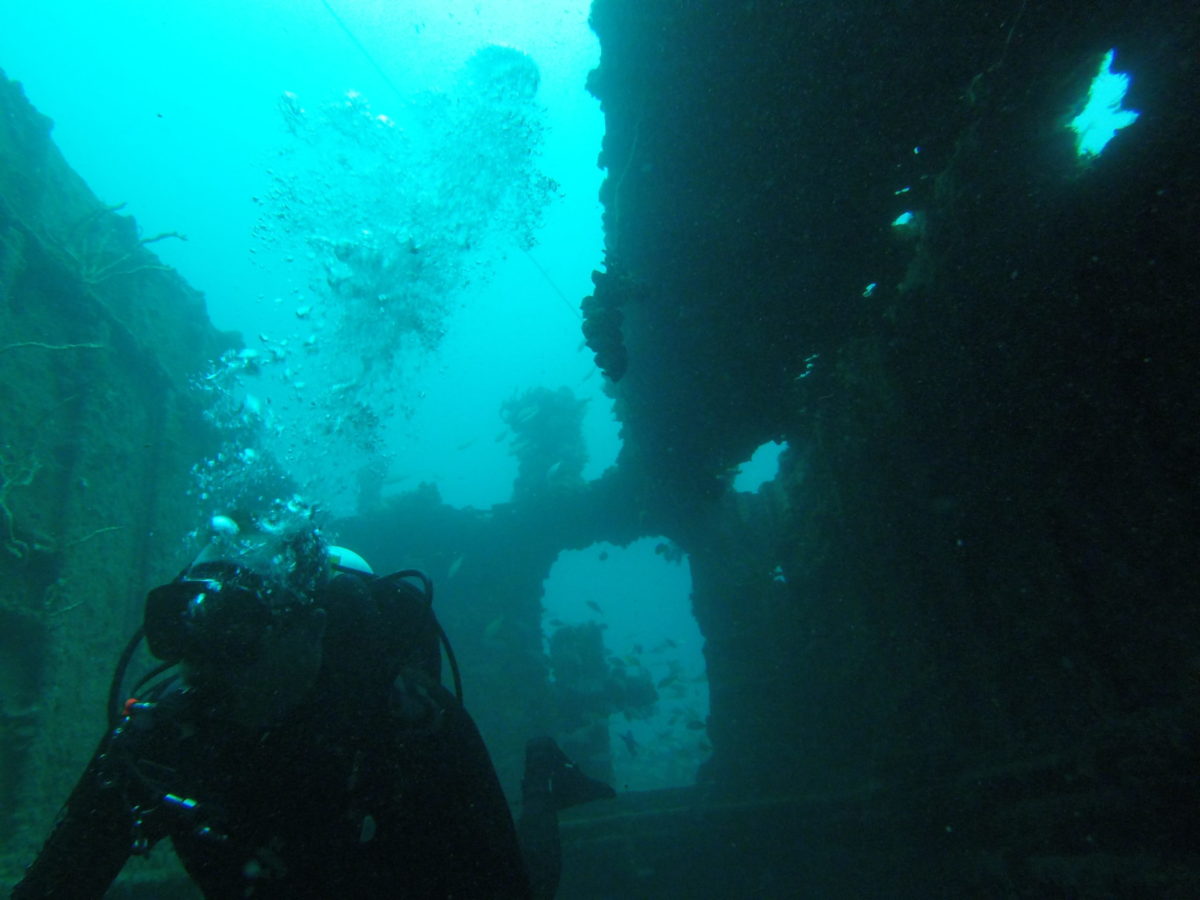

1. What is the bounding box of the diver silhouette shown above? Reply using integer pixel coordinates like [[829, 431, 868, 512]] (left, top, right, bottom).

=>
[[12, 515, 613, 898]]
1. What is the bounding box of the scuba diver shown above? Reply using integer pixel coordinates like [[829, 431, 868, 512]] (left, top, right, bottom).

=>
[[11, 513, 613, 898]]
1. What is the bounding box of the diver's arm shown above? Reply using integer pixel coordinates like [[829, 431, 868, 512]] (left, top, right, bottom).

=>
[[384, 676, 533, 898], [11, 736, 136, 899], [518, 736, 616, 900]]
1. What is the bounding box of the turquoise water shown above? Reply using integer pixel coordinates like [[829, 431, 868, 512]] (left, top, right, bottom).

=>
[[0, 0, 711, 793], [1, 0, 614, 510]]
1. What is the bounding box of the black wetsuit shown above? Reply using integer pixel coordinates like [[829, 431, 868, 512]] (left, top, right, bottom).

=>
[[12, 673, 532, 898]]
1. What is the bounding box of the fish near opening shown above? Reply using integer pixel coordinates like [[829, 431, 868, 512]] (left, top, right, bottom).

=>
[[540, 537, 710, 791]]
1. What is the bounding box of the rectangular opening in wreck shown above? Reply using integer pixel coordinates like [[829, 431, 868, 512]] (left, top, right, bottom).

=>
[[541, 538, 710, 793]]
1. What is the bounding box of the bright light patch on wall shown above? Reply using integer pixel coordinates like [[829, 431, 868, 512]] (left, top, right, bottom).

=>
[[1069, 49, 1140, 159], [734, 440, 788, 492]]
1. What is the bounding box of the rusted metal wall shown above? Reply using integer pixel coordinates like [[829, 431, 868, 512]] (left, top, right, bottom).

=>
[[0, 71, 231, 878]]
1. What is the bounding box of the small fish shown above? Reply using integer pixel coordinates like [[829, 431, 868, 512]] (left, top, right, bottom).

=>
[[657, 674, 679, 689], [619, 730, 639, 757], [548, 618, 564, 627], [586, 600, 603, 615], [448, 555, 465, 579], [686, 720, 707, 731], [484, 615, 505, 642]]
